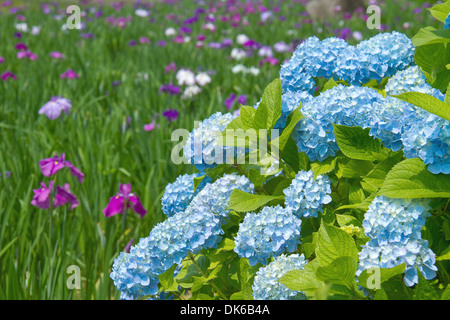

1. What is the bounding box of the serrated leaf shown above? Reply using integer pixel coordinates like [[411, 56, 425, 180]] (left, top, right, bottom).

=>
[[227, 189, 284, 212], [315, 222, 358, 266], [316, 256, 357, 290], [279, 268, 323, 292], [336, 214, 362, 228], [310, 156, 339, 179], [336, 193, 376, 212], [271, 107, 303, 152], [391, 92, 450, 121], [428, 1, 450, 23], [379, 158, 450, 198], [333, 124, 388, 161], [253, 78, 282, 130]]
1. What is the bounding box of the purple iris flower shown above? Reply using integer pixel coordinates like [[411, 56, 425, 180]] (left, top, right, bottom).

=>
[[39, 96, 72, 120], [224, 93, 236, 110], [103, 183, 147, 218], [162, 108, 179, 122], [1, 71, 17, 81], [60, 69, 79, 79], [31, 181, 79, 210], [39, 153, 85, 183], [159, 83, 180, 95]]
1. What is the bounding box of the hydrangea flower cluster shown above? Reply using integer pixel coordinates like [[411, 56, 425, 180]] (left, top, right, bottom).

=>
[[161, 173, 211, 217], [283, 170, 332, 218], [110, 174, 254, 299], [384, 66, 427, 96], [293, 84, 384, 162], [252, 254, 308, 300], [183, 112, 237, 172], [275, 90, 313, 129], [234, 205, 302, 266], [357, 196, 438, 287], [280, 32, 414, 92]]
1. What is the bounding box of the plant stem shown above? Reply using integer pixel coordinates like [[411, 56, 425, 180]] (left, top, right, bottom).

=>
[[188, 253, 228, 300]]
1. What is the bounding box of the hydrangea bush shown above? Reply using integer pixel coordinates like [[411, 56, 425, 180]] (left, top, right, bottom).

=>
[[110, 4, 450, 300]]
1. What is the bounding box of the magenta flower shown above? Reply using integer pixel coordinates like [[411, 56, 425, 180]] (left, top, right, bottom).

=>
[[165, 62, 177, 73], [0, 57, 4, 64], [144, 120, 159, 131], [1, 71, 17, 81], [39, 96, 72, 120], [237, 94, 247, 105], [224, 93, 236, 110], [103, 183, 147, 218], [139, 36, 151, 44], [60, 69, 79, 79], [50, 51, 65, 59], [17, 50, 38, 60], [14, 42, 27, 51], [258, 57, 279, 68], [31, 181, 79, 210], [38, 153, 85, 183]]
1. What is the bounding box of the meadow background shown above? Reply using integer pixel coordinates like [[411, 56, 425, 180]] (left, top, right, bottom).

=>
[[0, 0, 441, 299]]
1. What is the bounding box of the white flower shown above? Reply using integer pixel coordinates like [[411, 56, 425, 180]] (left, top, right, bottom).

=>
[[248, 67, 260, 76], [202, 23, 216, 32], [273, 41, 290, 53], [232, 64, 246, 74], [15, 23, 28, 32], [164, 27, 177, 37], [195, 72, 211, 86], [176, 69, 196, 86], [135, 9, 150, 17], [231, 48, 247, 60], [31, 26, 41, 35], [258, 46, 273, 58], [353, 31, 363, 41], [236, 34, 249, 45], [181, 85, 201, 99]]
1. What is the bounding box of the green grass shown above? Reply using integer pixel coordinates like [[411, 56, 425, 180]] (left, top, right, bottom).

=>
[[0, 0, 439, 299]]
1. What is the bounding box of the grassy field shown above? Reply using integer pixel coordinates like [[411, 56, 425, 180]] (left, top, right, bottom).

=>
[[0, 0, 440, 299]]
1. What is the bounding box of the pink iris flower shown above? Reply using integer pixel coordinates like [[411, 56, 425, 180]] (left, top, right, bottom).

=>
[[50, 51, 65, 59], [17, 50, 38, 60], [31, 181, 79, 210], [60, 69, 79, 79], [38, 96, 72, 120], [103, 184, 147, 218], [38, 153, 85, 183], [1, 71, 17, 81]]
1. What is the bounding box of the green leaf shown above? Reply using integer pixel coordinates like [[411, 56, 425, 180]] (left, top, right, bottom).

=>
[[239, 105, 257, 129], [158, 264, 178, 291], [441, 285, 450, 300], [412, 27, 450, 47], [316, 256, 357, 290], [336, 193, 376, 212], [335, 214, 362, 228], [322, 78, 338, 92], [279, 268, 323, 293], [315, 222, 358, 266], [446, 82, 450, 105], [271, 107, 303, 152], [379, 158, 450, 198], [193, 174, 207, 192], [414, 269, 439, 300], [357, 263, 406, 290], [333, 124, 388, 161], [428, 1, 450, 23], [391, 92, 450, 121], [337, 159, 375, 179], [253, 78, 282, 130], [227, 189, 284, 213], [437, 245, 450, 261], [310, 156, 339, 179], [362, 152, 403, 190]]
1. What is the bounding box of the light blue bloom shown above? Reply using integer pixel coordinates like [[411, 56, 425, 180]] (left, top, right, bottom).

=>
[[111, 174, 254, 299], [275, 91, 313, 129], [283, 170, 332, 218], [358, 196, 437, 287], [293, 84, 384, 162], [234, 205, 302, 266], [384, 66, 428, 96], [161, 173, 212, 217], [183, 112, 236, 172], [252, 254, 308, 300]]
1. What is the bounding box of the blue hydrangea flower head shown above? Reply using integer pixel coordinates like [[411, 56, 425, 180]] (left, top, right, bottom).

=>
[[445, 13, 450, 29], [111, 174, 253, 298], [384, 66, 428, 96], [283, 170, 332, 218], [110, 251, 160, 300], [358, 196, 438, 287], [362, 196, 431, 246], [293, 84, 384, 162], [183, 112, 236, 172], [234, 205, 302, 266], [252, 254, 308, 300], [275, 90, 313, 129], [161, 173, 212, 217], [357, 239, 438, 287]]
